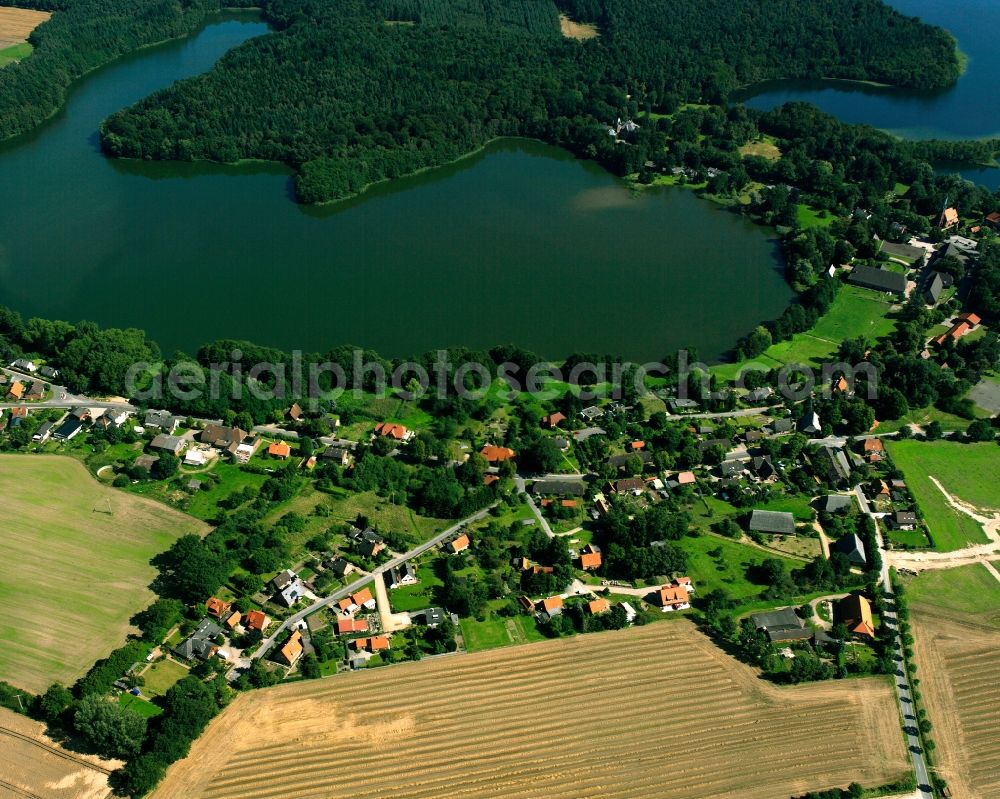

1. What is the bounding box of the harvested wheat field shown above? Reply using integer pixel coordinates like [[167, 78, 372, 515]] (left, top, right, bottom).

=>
[[911, 604, 1000, 798], [0, 7, 50, 49], [153, 622, 908, 799], [0, 707, 117, 799]]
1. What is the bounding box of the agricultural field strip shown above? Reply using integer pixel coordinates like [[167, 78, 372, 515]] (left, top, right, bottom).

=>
[[0, 778, 43, 799], [0, 724, 112, 775], [167, 626, 903, 799]]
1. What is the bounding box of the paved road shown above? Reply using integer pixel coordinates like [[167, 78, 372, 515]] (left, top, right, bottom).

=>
[[515, 475, 554, 539], [854, 485, 934, 799], [251, 504, 496, 660]]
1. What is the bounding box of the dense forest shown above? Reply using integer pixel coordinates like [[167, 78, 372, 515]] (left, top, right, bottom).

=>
[[0, 0, 259, 142], [93, 0, 962, 203]]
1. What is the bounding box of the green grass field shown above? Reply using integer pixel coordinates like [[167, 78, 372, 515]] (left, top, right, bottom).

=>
[[460, 613, 546, 651], [387, 563, 444, 611], [905, 564, 1000, 628], [140, 657, 189, 698], [887, 440, 997, 551], [0, 455, 207, 692], [680, 533, 801, 601], [711, 286, 894, 378], [0, 42, 31, 67], [795, 203, 835, 229], [324, 489, 452, 545]]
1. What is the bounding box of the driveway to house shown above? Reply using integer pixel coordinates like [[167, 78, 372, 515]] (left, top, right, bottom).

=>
[[251, 503, 496, 660], [373, 569, 411, 633], [515, 475, 554, 539], [854, 484, 934, 799]]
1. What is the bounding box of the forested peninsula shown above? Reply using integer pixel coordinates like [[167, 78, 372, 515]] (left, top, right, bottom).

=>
[[87, 0, 961, 203]]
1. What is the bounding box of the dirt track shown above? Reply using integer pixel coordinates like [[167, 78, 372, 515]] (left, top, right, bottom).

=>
[[153, 622, 908, 799]]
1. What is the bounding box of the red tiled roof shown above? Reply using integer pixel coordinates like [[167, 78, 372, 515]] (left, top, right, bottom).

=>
[[245, 610, 268, 631], [375, 422, 409, 440], [480, 445, 516, 463], [579, 552, 602, 570], [268, 441, 291, 458]]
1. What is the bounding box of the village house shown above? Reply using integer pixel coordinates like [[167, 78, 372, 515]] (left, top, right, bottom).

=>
[[244, 610, 269, 633], [336, 618, 369, 635], [480, 444, 515, 464], [6, 380, 24, 400], [608, 477, 645, 497], [144, 409, 181, 433], [541, 411, 566, 429], [537, 595, 564, 621], [385, 563, 417, 589], [151, 434, 186, 456], [832, 533, 867, 567], [863, 438, 884, 463], [938, 206, 959, 230], [205, 597, 231, 618], [351, 587, 377, 611], [271, 570, 306, 607], [132, 454, 157, 474], [749, 509, 796, 536], [52, 417, 83, 441], [750, 608, 811, 643], [32, 420, 54, 443], [986, 211, 1000, 231], [9, 359, 36, 373], [267, 441, 291, 459], [448, 533, 471, 554], [819, 446, 852, 487], [410, 607, 447, 627], [820, 494, 854, 514], [586, 598, 610, 615], [200, 424, 246, 451], [923, 271, 944, 305], [175, 618, 224, 661], [797, 410, 821, 435], [287, 403, 303, 421], [847, 265, 908, 296], [577, 544, 602, 571], [933, 312, 982, 347], [374, 422, 412, 441], [838, 594, 875, 638], [648, 584, 690, 612], [580, 405, 604, 422], [24, 381, 45, 401], [353, 528, 386, 558], [893, 511, 918, 531], [325, 557, 356, 577], [321, 446, 350, 467], [277, 631, 304, 667], [770, 418, 794, 435]]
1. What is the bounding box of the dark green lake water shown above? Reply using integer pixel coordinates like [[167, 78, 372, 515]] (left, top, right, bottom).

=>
[[0, 15, 795, 363], [736, 0, 1000, 188]]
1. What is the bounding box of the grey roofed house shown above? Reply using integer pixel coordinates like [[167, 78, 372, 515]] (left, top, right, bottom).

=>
[[32, 420, 55, 442], [937, 241, 974, 264], [719, 459, 746, 478], [750, 607, 812, 643], [833, 533, 867, 567], [745, 430, 765, 444], [38, 365, 58, 379], [746, 387, 774, 403], [271, 569, 297, 592], [771, 418, 794, 434], [797, 411, 821, 435], [821, 494, 854, 514], [749, 509, 796, 536], [580, 405, 604, 421], [410, 607, 446, 627], [608, 451, 653, 469], [151, 434, 185, 456], [174, 618, 224, 661], [924, 272, 944, 305], [53, 417, 83, 441], [847, 265, 908, 296], [531, 479, 587, 497], [385, 562, 416, 589], [752, 456, 777, 480], [277, 579, 306, 607], [668, 397, 699, 413], [894, 511, 918, 528], [200, 424, 246, 449], [321, 446, 350, 465], [144, 409, 181, 433], [820, 446, 852, 485], [326, 557, 355, 577]]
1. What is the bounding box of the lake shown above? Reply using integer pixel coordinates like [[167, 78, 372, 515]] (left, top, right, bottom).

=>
[[735, 0, 1000, 188], [0, 14, 792, 363]]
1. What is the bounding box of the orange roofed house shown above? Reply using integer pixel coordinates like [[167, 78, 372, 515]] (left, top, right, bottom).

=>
[[586, 598, 610, 615], [863, 438, 884, 463], [838, 594, 875, 638], [336, 618, 369, 635], [267, 441, 291, 459], [448, 533, 470, 554], [541, 411, 566, 429], [205, 597, 231, 619], [278, 631, 304, 667], [649, 584, 690, 612], [938, 206, 959, 229], [577, 543, 602, 571], [353, 635, 391, 653], [537, 595, 563, 619], [6, 381, 24, 400], [351, 587, 377, 610], [374, 422, 411, 441], [244, 610, 269, 633], [480, 445, 516, 464]]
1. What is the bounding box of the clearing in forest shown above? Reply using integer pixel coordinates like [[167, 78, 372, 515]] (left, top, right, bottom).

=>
[[559, 13, 599, 40]]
